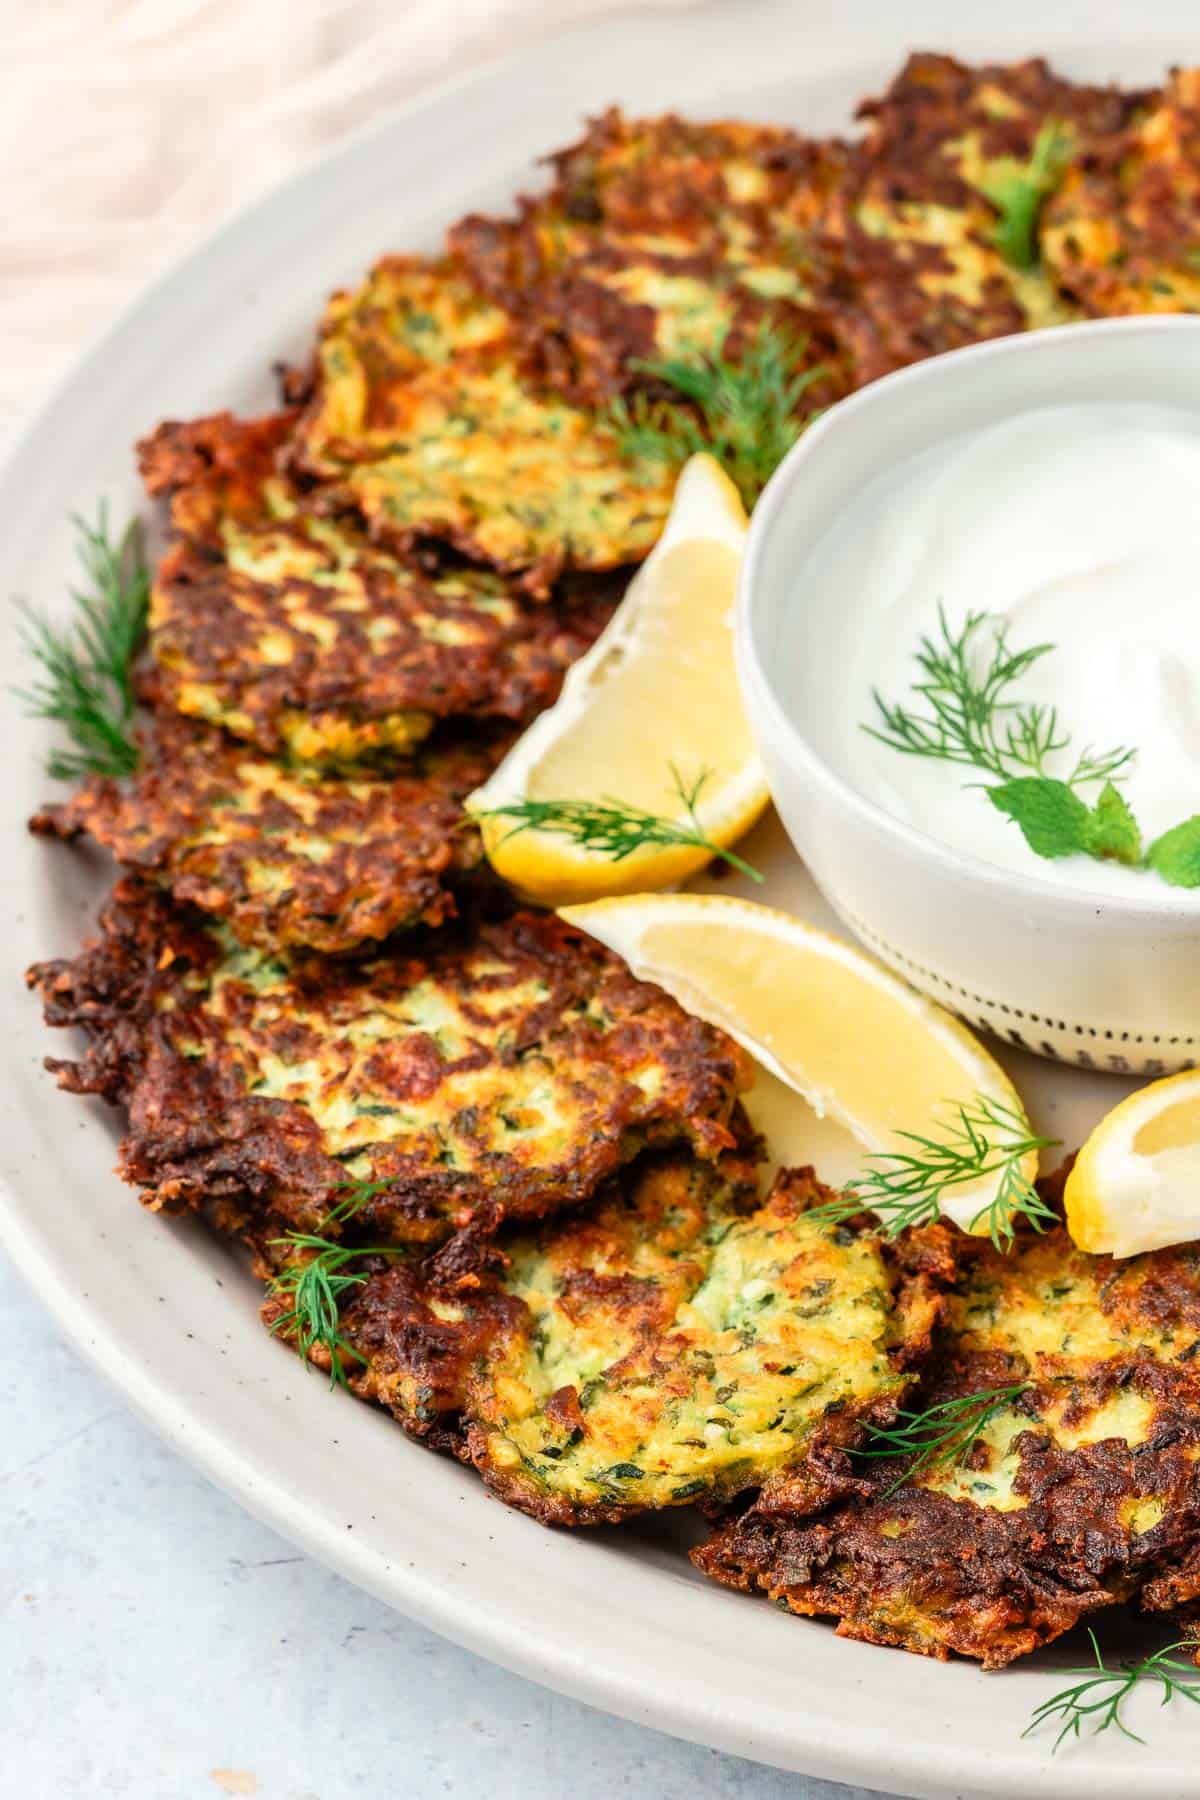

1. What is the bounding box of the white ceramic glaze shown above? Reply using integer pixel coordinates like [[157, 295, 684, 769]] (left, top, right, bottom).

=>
[[3, 9, 1200, 1798], [738, 318, 1200, 1073]]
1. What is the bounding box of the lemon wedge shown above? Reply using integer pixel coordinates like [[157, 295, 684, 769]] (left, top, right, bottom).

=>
[[1065, 1070, 1200, 1257], [559, 892, 1038, 1235], [466, 454, 769, 905]]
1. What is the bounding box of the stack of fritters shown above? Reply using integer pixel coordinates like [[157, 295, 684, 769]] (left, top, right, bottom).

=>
[[39, 403, 621, 951], [696, 1201, 1200, 1665], [137, 410, 618, 761], [27, 52, 1200, 1667], [30, 876, 952, 1526]]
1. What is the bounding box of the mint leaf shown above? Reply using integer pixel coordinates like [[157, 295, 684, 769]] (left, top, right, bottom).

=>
[[988, 777, 1091, 858], [1146, 816, 1200, 888], [1084, 781, 1143, 866]]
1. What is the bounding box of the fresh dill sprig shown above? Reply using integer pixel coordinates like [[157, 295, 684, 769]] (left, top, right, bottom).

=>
[[865, 608, 1200, 885], [608, 321, 824, 505], [865, 606, 1133, 789], [327, 1177, 395, 1228], [265, 1173, 405, 1386], [971, 1147, 1061, 1251], [851, 1383, 1029, 1496], [805, 1094, 1058, 1251], [478, 765, 765, 883], [266, 1230, 402, 1389], [977, 119, 1073, 269], [1023, 1631, 1200, 1753], [16, 506, 150, 780]]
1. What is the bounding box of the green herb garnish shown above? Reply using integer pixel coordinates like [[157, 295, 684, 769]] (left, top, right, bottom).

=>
[[806, 1094, 1057, 1251], [1145, 815, 1200, 888], [866, 606, 1134, 789], [327, 1177, 396, 1227], [1024, 1631, 1200, 1752], [851, 1382, 1029, 1495], [17, 507, 150, 780], [976, 120, 1073, 269], [866, 608, 1200, 887], [265, 1230, 403, 1388], [986, 775, 1152, 866], [608, 321, 824, 505], [477, 765, 764, 882], [264, 1174, 407, 1387]]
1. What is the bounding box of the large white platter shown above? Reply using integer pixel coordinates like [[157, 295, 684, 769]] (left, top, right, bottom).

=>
[[2, 6, 1197, 1794]]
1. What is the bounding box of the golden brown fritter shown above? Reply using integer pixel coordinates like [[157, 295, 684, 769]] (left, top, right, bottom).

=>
[[288, 255, 677, 588], [137, 408, 299, 545], [813, 55, 1143, 385], [27, 878, 753, 1246], [854, 52, 1143, 187], [29, 713, 513, 955], [1042, 68, 1200, 316], [449, 110, 850, 410], [694, 1204, 1200, 1667], [269, 69, 1168, 590], [448, 70, 1135, 414], [330, 1159, 945, 1526], [138, 411, 617, 760]]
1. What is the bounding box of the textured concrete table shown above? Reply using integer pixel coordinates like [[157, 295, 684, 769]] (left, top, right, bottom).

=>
[[2, 1252, 897, 1800]]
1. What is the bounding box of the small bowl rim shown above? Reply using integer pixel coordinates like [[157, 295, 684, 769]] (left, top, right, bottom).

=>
[[737, 313, 1200, 927]]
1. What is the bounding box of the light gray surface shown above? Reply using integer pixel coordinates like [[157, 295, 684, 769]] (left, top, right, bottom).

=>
[[1, 1250, 896, 1800]]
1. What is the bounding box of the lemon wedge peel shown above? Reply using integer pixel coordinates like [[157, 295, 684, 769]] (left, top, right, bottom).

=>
[[466, 454, 769, 905], [559, 891, 1039, 1237], [1065, 1068, 1200, 1258]]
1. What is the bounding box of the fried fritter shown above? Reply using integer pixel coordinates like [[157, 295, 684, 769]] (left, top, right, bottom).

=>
[[138, 411, 616, 760], [451, 78, 1084, 410], [694, 1205, 1200, 1667], [1042, 68, 1200, 316], [283, 70, 1160, 587], [288, 255, 676, 587], [448, 72, 1134, 414], [334, 1160, 944, 1525], [816, 55, 1141, 384], [855, 52, 1142, 194], [27, 879, 752, 1245], [29, 713, 512, 954], [449, 111, 850, 410]]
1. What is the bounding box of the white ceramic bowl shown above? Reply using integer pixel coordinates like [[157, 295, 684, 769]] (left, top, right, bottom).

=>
[[737, 316, 1200, 1076]]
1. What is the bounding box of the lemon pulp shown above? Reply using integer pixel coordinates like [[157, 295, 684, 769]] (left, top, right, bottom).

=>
[[562, 892, 1039, 1236], [467, 454, 768, 904]]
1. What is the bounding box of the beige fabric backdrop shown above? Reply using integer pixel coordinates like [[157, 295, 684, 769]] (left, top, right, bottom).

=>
[[0, 0, 696, 452]]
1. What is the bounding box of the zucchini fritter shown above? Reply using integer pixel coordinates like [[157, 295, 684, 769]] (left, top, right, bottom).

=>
[[29, 713, 511, 954], [1042, 68, 1200, 316], [289, 255, 676, 587], [203, 69, 1168, 596], [28, 879, 752, 1245], [695, 1209, 1200, 1667], [338, 1160, 945, 1525], [819, 55, 1141, 384], [138, 412, 615, 761], [854, 52, 1142, 205], [449, 111, 849, 409], [448, 70, 1135, 414]]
